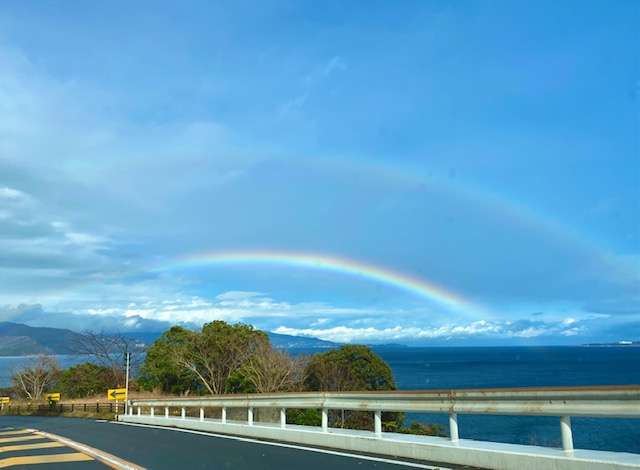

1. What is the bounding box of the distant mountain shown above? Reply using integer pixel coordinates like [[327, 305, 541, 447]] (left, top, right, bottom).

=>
[[0, 321, 342, 356], [124, 330, 401, 350], [267, 332, 340, 349], [0, 322, 388, 355], [0, 322, 80, 356], [123, 329, 341, 350]]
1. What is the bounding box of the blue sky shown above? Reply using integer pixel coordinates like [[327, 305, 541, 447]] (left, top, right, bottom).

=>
[[0, 0, 638, 345]]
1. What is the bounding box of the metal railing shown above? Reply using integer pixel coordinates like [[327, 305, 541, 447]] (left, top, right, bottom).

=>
[[0, 402, 121, 413], [127, 385, 640, 453]]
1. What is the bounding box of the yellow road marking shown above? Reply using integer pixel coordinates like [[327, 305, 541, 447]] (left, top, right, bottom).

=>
[[0, 430, 30, 436], [31, 430, 146, 470], [0, 452, 94, 467], [0, 442, 64, 453], [0, 435, 42, 444]]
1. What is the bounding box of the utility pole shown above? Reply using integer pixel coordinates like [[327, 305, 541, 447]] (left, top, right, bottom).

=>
[[124, 351, 130, 415]]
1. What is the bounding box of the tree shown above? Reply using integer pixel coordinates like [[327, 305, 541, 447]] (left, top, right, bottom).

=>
[[231, 342, 307, 393], [172, 321, 269, 394], [304, 345, 396, 392], [58, 362, 116, 398], [71, 330, 145, 387], [303, 345, 400, 430], [10, 354, 59, 400], [138, 326, 200, 395]]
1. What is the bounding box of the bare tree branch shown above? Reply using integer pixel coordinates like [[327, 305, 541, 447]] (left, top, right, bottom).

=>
[[241, 343, 307, 393], [10, 354, 59, 400], [70, 330, 145, 387]]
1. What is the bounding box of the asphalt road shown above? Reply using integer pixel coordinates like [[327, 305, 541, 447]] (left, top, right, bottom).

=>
[[0, 416, 480, 470]]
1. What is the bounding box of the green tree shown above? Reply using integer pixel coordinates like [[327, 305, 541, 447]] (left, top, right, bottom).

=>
[[397, 421, 446, 437], [304, 345, 396, 392], [58, 362, 116, 398], [173, 321, 269, 394], [138, 326, 200, 395], [303, 345, 400, 430]]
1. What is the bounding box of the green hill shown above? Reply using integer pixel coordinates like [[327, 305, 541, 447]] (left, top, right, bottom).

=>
[[0, 322, 79, 356]]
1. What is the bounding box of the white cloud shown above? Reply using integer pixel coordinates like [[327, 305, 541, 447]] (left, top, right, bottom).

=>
[[0, 187, 27, 200], [278, 93, 309, 118], [50, 221, 109, 248], [301, 56, 346, 86], [512, 327, 546, 338], [274, 317, 593, 343], [23, 286, 376, 332], [280, 56, 346, 118]]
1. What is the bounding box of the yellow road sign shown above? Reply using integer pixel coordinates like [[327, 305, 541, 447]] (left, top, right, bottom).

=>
[[107, 388, 126, 400], [0, 397, 9, 404], [45, 393, 60, 401]]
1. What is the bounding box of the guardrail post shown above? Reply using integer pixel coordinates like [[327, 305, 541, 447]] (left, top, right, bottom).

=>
[[181, 407, 186, 419], [200, 407, 204, 421], [137, 406, 141, 416], [322, 408, 328, 433], [165, 406, 169, 418], [560, 416, 574, 453], [374, 410, 382, 437], [280, 408, 286, 428], [150, 407, 154, 417], [248, 407, 253, 426], [128, 406, 132, 416], [222, 407, 227, 424], [449, 413, 459, 443]]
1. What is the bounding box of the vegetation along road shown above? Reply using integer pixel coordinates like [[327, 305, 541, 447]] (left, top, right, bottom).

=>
[[0, 416, 483, 470]]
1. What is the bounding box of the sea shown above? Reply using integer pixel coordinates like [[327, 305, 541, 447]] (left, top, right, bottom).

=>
[[1, 346, 638, 453], [373, 346, 640, 454]]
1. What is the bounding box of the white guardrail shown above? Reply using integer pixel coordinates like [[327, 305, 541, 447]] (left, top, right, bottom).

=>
[[122, 386, 640, 470]]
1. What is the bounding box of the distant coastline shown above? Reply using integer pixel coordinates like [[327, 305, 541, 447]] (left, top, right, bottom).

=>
[[581, 341, 640, 347]]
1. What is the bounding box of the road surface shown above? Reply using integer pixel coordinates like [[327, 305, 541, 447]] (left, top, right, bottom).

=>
[[0, 416, 480, 469]]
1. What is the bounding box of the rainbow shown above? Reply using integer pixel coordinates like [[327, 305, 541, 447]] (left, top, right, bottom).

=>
[[279, 156, 638, 281], [165, 250, 487, 319]]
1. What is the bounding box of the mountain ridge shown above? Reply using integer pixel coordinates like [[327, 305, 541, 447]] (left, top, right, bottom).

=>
[[0, 322, 343, 356], [0, 322, 79, 356]]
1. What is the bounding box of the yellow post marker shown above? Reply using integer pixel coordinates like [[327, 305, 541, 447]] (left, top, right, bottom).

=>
[[108, 389, 126, 415]]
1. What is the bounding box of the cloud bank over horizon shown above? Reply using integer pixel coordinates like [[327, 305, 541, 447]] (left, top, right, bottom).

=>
[[0, 1, 637, 346]]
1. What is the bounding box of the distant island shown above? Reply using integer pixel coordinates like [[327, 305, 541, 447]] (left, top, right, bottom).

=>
[[581, 341, 640, 347]]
